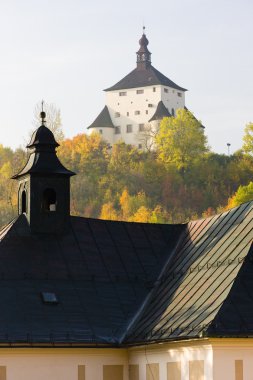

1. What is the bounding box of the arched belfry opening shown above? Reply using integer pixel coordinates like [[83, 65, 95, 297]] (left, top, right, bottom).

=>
[[12, 106, 75, 234], [21, 190, 27, 213], [43, 188, 57, 212]]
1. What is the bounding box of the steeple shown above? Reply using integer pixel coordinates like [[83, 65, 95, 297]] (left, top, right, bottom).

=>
[[136, 26, 151, 70], [12, 107, 75, 234]]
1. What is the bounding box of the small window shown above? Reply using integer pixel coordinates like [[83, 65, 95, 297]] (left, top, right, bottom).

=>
[[119, 91, 127, 96], [136, 89, 144, 94], [139, 124, 145, 132], [99, 129, 103, 134], [21, 190, 27, 213], [138, 144, 142, 149], [146, 110, 148, 114], [41, 292, 58, 305], [126, 125, 132, 133], [177, 92, 182, 97], [164, 88, 168, 93], [148, 104, 153, 108], [171, 108, 175, 116], [43, 188, 57, 212], [115, 126, 121, 134], [135, 110, 140, 115], [115, 112, 120, 118], [127, 112, 129, 116], [153, 87, 156, 92]]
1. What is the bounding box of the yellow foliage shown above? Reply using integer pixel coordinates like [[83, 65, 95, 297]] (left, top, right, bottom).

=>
[[100, 202, 118, 221]]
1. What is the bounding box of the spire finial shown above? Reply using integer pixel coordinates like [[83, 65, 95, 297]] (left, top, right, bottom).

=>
[[143, 25, 146, 34], [40, 100, 46, 125]]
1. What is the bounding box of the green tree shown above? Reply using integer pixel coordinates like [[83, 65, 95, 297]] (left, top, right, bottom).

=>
[[155, 109, 208, 170], [242, 122, 253, 155]]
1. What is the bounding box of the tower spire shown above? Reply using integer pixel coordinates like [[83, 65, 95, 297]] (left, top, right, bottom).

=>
[[136, 27, 151, 70]]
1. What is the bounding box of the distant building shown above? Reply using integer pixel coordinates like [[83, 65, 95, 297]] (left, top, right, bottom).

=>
[[87, 29, 191, 149], [0, 111, 252, 379]]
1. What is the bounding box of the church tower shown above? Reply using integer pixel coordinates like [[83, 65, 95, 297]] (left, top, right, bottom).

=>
[[136, 27, 152, 70], [12, 109, 75, 234]]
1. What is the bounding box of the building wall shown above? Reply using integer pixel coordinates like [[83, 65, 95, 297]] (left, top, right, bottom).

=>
[[0, 348, 128, 380], [1, 339, 253, 379], [128, 340, 213, 380], [103, 85, 185, 148], [212, 338, 253, 380]]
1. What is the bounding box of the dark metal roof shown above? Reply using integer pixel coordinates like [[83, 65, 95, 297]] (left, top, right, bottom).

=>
[[87, 106, 114, 130], [149, 101, 171, 122], [104, 65, 187, 92], [0, 201, 252, 346], [124, 201, 253, 344], [0, 214, 183, 346]]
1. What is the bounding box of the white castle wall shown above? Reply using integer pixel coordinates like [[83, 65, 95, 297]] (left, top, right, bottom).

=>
[[88, 84, 186, 149]]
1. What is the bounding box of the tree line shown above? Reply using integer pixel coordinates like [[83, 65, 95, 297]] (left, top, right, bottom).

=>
[[0, 108, 252, 228]]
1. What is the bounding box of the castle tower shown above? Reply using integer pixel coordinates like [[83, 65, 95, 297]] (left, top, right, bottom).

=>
[[12, 109, 75, 234], [87, 29, 187, 149]]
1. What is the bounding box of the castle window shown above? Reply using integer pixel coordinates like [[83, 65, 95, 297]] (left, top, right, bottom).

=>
[[135, 110, 140, 115], [21, 190, 27, 213], [136, 89, 144, 94], [127, 112, 129, 116], [139, 124, 145, 132], [148, 104, 153, 108], [115, 112, 120, 118], [43, 188, 57, 212], [153, 87, 156, 92], [178, 92, 182, 97], [164, 88, 168, 93], [146, 110, 148, 114], [119, 91, 127, 96], [126, 125, 132, 133], [115, 126, 121, 134]]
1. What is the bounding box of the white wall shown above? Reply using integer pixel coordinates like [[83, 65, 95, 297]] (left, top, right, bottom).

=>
[[0, 348, 128, 380], [103, 85, 185, 148], [212, 338, 253, 380], [128, 340, 213, 380]]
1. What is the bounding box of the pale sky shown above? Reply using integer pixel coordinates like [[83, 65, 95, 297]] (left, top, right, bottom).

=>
[[0, 0, 252, 153]]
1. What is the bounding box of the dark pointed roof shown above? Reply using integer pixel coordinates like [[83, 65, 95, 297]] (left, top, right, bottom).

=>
[[12, 125, 75, 179], [0, 201, 252, 346], [0, 214, 183, 346], [105, 31, 186, 92], [104, 65, 187, 92], [149, 101, 171, 122], [184, 106, 205, 129], [87, 106, 114, 129]]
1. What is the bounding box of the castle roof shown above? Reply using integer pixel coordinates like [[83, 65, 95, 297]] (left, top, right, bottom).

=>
[[105, 30, 187, 92], [0, 201, 252, 347], [104, 65, 187, 92], [87, 105, 114, 130], [149, 100, 171, 122]]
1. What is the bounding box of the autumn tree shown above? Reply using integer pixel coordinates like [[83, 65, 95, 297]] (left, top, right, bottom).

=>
[[242, 122, 253, 155], [155, 109, 208, 171], [33, 102, 65, 142], [227, 182, 253, 209]]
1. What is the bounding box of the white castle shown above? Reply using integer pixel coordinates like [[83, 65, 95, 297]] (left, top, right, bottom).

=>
[[87, 29, 190, 149]]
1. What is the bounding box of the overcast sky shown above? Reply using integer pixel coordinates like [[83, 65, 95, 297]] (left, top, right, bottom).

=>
[[0, 0, 252, 153]]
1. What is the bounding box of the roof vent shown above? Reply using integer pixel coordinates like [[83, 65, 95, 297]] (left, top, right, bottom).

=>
[[41, 292, 58, 305]]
